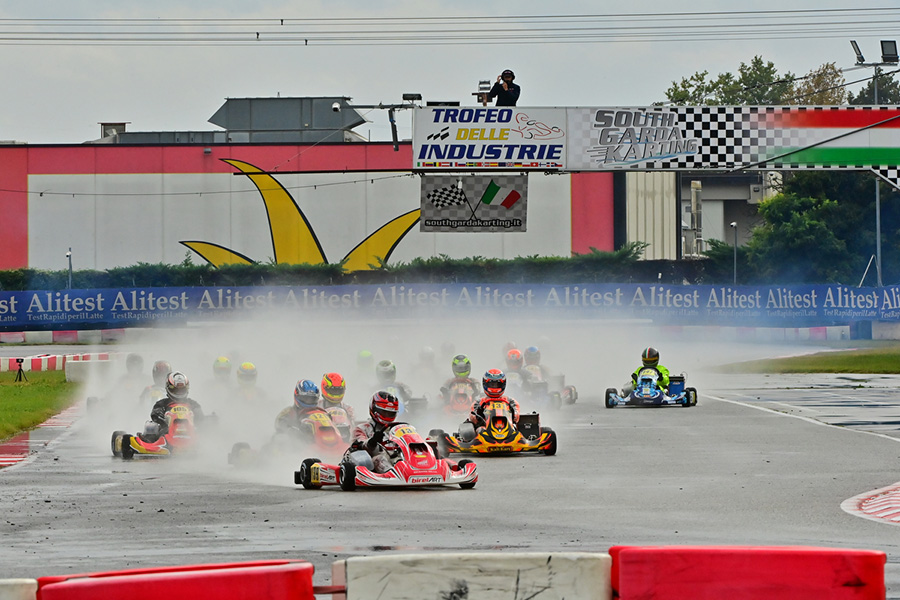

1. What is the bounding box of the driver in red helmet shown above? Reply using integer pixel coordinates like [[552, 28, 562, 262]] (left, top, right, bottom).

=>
[[348, 390, 400, 473], [468, 369, 520, 430]]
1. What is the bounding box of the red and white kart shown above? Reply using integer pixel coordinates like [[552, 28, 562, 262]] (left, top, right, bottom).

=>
[[294, 422, 477, 491]]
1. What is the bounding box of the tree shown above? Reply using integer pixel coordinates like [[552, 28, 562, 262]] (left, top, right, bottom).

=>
[[787, 62, 847, 105], [848, 68, 900, 104], [745, 192, 860, 283], [665, 56, 794, 105]]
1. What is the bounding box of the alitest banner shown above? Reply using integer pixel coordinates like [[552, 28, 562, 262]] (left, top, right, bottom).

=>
[[412, 106, 900, 186], [1, 284, 899, 330]]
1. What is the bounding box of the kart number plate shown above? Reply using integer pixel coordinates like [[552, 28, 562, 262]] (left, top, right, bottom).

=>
[[393, 426, 414, 437], [310, 464, 321, 485]]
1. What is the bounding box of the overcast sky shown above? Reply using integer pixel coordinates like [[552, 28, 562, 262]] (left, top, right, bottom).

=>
[[0, 1, 893, 144]]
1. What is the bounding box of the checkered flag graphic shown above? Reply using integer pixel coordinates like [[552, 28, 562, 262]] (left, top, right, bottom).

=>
[[426, 185, 468, 209]]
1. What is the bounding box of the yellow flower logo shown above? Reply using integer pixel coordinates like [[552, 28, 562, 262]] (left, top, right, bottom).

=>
[[180, 159, 420, 271]]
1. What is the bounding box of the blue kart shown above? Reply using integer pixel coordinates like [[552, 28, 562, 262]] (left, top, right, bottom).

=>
[[605, 368, 697, 408]]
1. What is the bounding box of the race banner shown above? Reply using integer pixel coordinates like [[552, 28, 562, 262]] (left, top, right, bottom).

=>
[[413, 106, 900, 189], [0, 282, 898, 330], [420, 174, 528, 232], [412, 107, 566, 171]]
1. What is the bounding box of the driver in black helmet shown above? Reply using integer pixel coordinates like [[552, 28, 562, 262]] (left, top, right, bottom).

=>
[[482, 69, 520, 107]]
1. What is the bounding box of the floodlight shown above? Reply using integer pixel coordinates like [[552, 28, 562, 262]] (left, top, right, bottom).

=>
[[402, 93, 422, 102], [881, 40, 898, 64], [851, 40, 865, 63]]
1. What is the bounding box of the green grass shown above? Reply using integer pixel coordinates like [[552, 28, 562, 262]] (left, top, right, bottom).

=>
[[717, 343, 900, 374], [0, 370, 80, 441]]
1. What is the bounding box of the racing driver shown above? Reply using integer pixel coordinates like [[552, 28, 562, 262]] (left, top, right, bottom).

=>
[[348, 391, 400, 474], [143, 371, 205, 442], [468, 369, 520, 431]]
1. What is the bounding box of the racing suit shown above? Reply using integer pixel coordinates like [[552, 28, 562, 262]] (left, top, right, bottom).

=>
[[349, 419, 398, 474], [439, 376, 482, 403], [274, 404, 322, 437], [630, 364, 671, 392], [468, 395, 520, 429]]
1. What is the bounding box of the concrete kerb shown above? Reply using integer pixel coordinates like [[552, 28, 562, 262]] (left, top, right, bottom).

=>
[[0, 580, 37, 600]]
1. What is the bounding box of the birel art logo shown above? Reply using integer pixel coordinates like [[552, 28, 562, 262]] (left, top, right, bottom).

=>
[[590, 109, 698, 165], [409, 475, 444, 483]]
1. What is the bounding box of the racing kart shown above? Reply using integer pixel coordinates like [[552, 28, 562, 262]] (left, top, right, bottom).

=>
[[383, 384, 429, 418], [605, 369, 698, 408], [294, 422, 477, 491], [111, 403, 198, 459], [516, 366, 562, 411], [228, 406, 351, 467], [438, 380, 481, 416], [429, 400, 558, 456]]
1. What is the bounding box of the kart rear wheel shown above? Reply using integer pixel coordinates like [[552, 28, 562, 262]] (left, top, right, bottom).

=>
[[604, 388, 617, 409], [457, 459, 476, 489], [685, 387, 698, 407], [111, 430, 126, 457], [339, 462, 357, 491], [540, 427, 558, 456], [296, 457, 322, 489], [121, 434, 134, 460]]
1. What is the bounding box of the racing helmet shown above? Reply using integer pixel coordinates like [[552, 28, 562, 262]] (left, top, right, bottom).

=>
[[213, 356, 232, 379], [237, 362, 258, 386], [505, 348, 523, 371], [375, 360, 397, 385], [641, 347, 660, 367], [125, 353, 143, 376], [483, 369, 507, 398], [451, 354, 472, 378], [293, 379, 320, 409], [165, 371, 190, 400], [321, 372, 346, 405], [523, 346, 541, 366], [152, 360, 172, 386], [419, 346, 435, 366], [369, 390, 399, 427], [357, 350, 374, 371]]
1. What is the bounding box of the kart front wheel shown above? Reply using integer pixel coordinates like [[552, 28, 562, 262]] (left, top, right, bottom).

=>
[[604, 388, 618, 409], [457, 459, 476, 489], [111, 430, 126, 457], [339, 462, 357, 491], [540, 427, 558, 456], [296, 457, 322, 489], [121, 434, 134, 460]]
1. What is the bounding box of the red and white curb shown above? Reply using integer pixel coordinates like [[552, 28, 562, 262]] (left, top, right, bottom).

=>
[[0, 404, 81, 468], [0, 352, 116, 373], [842, 482, 900, 526]]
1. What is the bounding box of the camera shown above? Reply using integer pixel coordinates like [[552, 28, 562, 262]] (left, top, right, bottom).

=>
[[331, 102, 341, 113], [15, 358, 23, 364]]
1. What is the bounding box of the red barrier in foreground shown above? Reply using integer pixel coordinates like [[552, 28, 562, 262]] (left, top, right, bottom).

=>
[[37, 560, 315, 600], [610, 545, 886, 600]]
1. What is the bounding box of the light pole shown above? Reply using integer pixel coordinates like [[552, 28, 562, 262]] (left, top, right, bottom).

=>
[[730, 222, 737, 285], [850, 40, 898, 286], [66, 248, 72, 289]]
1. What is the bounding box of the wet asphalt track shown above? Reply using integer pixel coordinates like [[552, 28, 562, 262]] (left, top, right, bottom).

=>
[[2, 372, 900, 596]]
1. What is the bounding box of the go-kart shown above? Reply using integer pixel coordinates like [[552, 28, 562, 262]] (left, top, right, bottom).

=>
[[429, 400, 558, 456], [294, 422, 477, 491], [438, 379, 481, 416], [111, 403, 198, 459], [383, 384, 429, 417], [228, 406, 351, 467], [605, 368, 697, 408], [518, 365, 562, 411]]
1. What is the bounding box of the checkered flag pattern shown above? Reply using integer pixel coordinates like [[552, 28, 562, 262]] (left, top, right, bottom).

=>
[[426, 185, 468, 209], [421, 174, 528, 232]]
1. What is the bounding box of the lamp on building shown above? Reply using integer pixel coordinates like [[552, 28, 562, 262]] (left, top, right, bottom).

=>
[[849, 39, 897, 286], [66, 248, 73, 289], [729, 222, 737, 286]]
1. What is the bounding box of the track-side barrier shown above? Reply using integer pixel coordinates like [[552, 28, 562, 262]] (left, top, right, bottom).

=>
[[610, 545, 886, 600], [0, 579, 37, 600], [36, 560, 316, 600], [332, 552, 611, 600]]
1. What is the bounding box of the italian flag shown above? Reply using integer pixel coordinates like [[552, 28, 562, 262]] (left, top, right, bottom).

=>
[[480, 180, 521, 209]]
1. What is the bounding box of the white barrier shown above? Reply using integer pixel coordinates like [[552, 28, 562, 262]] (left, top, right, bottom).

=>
[[0, 579, 37, 600], [65, 359, 114, 383], [332, 552, 611, 600]]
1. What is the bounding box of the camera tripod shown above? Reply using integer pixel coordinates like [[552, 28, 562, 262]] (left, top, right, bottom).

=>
[[14, 360, 27, 382]]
